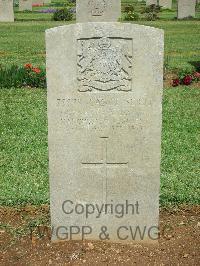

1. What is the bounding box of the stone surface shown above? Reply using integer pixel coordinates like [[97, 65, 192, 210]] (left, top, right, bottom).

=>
[[76, 0, 121, 22], [32, 0, 43, 5], [146, 0, 158, 6], [177, 0, 196, 19], [0, 0, 14, 22], [46, 22, 164, 243], [159, 0, 172, 9], [19, 0, 32, 11]]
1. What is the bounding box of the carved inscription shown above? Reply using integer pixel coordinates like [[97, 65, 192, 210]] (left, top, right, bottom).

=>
[[88, 0, 106, 16], [77, 37, 133, 92], [55, 97, 153, 131]]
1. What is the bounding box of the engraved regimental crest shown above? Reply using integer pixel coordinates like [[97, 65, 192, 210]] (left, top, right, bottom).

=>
[[77, 37, 133, 92], [88, 0, 106, 16]]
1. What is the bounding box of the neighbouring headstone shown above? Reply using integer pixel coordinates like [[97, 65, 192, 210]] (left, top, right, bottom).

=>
[[159, 0, 172, 9], [32, 0, 43, 5], [177, 0, 196, 19], [46, 22, 164, 243], [146, 0, 158, 6], [76, 0, 121, 22], [0, 0, 14, 22], [19, 0, 32, 11]]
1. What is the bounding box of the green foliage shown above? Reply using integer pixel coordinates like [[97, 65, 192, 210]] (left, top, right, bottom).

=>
[[145, 12, 159, 21], [143, 4, 161, 14], [13, 0, 19, 7], [0, 65, 46, 89], [178, 68, 194, 81], [52, 8, 73, 21], [122, 3, 140, 21], [143, 4, 161, 21], [124, 11, 140, 21], [124, 4, 135, 13]]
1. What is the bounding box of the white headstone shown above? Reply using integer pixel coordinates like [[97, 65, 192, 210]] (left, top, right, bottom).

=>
[[159, 0, 172, 9], [19, 0, 32, 11], [32, 0, 43, 5], [178, 0, 196, 19], [0, 0, 14, 22], [146, 0, 158, 6], [76, 0, 121, 22], [46, 22, 164, 243]]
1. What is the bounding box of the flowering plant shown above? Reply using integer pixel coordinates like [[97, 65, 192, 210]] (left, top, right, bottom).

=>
[[182, 75, 193, 85], [32, 4, 43, 7], [193, 72, 200, 81], [172, 69, 200, 87], [52, 8, 73, 21], [23, 64, 46, 88], [0, 64, 46, 89], [124, 11, 140, 21], [172, 78, 180, 87]]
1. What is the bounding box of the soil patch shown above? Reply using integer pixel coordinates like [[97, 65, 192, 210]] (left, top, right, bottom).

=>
[[0, 205, 199, 265]]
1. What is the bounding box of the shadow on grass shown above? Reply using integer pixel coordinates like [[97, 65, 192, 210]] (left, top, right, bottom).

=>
[[188, 61, 200, 71]]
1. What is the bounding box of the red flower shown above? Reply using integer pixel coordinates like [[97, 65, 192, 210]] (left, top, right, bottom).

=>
[[194, 72, 200, 79], [182, 75, 192, 85], [32, 67, 41, 74], [32, 4, 43, 7], [24, 63, 32, 69], [172, 78, 180, 87]]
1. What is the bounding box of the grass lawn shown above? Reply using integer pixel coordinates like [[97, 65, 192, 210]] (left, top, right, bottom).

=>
[[0, 89, 48, 205], [0, 88, 199, 206], [0, 1, 199, 206], [0, 3, 200, 70]]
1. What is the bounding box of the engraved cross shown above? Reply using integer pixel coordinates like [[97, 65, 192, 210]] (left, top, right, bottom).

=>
[[81, 137, 128, 202]]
